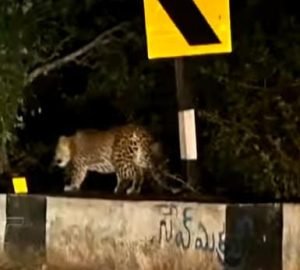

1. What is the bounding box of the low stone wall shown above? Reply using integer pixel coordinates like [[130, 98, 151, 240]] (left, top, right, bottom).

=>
[[46, 198, 225, 269], [0, 194, 298, 269]]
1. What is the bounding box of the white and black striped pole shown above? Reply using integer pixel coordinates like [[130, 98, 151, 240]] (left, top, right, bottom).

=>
[[174, 58, 200, 189]]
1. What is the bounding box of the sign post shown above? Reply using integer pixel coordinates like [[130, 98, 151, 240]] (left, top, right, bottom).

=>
[[143, 0, 232, 189], [175, 58, 199, 187]]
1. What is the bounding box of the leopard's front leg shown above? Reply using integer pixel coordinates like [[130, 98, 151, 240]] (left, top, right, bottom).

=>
[[64, 162, 88, 192]]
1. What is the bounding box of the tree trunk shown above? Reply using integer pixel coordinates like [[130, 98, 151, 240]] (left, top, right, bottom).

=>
[[0, 117, 10, 174], [0, 137, 10, 174]]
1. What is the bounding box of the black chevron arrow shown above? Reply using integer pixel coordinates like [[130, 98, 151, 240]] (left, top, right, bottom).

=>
[[158, 0, 221, 45]]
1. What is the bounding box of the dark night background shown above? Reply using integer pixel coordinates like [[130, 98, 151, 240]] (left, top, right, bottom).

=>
[[1, 0, 300, 201]]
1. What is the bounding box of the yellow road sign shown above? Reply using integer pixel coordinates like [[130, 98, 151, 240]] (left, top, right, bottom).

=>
[[143, 0, 232, 59], [12, 177, 28, 194]]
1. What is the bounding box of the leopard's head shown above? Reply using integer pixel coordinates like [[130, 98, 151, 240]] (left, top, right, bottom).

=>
[[53, 135, 71, 168]]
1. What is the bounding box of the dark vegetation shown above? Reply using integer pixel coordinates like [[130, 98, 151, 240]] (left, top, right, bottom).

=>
[[1, 0, 300, 201]]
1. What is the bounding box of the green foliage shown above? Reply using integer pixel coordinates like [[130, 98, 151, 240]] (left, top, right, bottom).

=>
[[194, 6, 300, 199], [0, 0, 32, 170], [2, 0, 300, 200], [0, 0, 118, 171], [0, 0, 79, 171]]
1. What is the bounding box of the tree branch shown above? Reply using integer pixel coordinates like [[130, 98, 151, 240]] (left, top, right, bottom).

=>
[[26, 22, 129, 85], [198, 68, 268, 90]]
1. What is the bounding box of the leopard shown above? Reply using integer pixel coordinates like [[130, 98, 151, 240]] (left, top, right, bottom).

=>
[[53, 123, 178, 194]]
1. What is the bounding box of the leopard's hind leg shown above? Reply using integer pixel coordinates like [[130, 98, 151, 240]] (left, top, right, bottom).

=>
[[115, 163, 143, 195]]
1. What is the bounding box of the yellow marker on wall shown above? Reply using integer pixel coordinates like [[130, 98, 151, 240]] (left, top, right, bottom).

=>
[[12, 177, 28, 194]]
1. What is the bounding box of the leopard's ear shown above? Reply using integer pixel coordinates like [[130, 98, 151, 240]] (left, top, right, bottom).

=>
[[58, 135, 70, 146]]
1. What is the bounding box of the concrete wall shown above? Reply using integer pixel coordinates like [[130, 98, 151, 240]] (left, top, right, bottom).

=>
[[46, 198, 225, 268], [0, 194, 297, 269], [282, 204, 300, 270], [0, 196, 6, 254]]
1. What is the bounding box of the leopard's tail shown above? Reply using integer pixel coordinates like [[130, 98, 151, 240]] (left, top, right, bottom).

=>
[[150, 164, 182, 194], [149, 142, 182, 194], [149, 142, 201, 195]]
